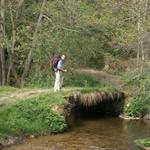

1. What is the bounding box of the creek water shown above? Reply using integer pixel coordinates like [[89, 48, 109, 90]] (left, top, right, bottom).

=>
[[4, 116, 150, 150]]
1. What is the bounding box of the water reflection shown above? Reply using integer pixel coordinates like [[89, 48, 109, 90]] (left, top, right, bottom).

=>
[[4, 117, 150, 150]]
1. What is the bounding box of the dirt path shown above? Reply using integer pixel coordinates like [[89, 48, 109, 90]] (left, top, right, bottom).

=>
[[0, 69, 123, 107], [76, 68, 124, 88], [0, 89, 51, 107], [0, 87, 81, 107]]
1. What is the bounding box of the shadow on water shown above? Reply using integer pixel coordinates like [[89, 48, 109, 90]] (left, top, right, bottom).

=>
[[3, 112, 150, 150]]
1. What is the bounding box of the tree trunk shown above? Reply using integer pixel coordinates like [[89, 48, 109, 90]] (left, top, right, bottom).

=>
[[0, 50, 2, 85], [136, 0, 148, 72], [0, 49, 5, 85], [20, 0, 46, 88], [6, 0, 24, 85], [136, 3, 141, 70], [0, 0, 6, 85]]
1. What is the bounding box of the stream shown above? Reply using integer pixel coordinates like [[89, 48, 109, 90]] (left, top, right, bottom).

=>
[[3, 116, 150, 150]]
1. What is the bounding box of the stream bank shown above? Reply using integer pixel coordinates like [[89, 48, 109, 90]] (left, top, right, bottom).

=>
[[0, 88, 149, 149]]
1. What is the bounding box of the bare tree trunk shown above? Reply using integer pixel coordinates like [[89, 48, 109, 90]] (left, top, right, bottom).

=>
[[0, 49, 5, 85], [20, 0, 46, 88], [7, 2, 18, 84], [136, 0, 148, 72], [136, 1, 141, 69], [0, 50, 2, 85], [7, 0, 24, 85], [15, 0, 24, 19], [141, 0, 147, 65], [0, 54, 1, 85], [0, 0, 6, 85]]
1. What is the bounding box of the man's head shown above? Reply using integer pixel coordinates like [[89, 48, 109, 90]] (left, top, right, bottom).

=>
[[61, 55, 66, 60]]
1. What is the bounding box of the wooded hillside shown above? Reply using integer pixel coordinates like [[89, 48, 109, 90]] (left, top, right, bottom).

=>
[[0, 0, 150, 87]]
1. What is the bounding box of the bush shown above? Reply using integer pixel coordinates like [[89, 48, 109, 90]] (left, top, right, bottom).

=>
[[125, 71, 150, 91], [126, 94, 150, 118], [87, 51, 105, 69]]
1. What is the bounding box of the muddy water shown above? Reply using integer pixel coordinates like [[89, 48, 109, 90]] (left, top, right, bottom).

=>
[[4, 116, 150, 150]]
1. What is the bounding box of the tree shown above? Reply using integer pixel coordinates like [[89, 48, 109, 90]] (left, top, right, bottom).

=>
[[20, 0, 47, 87], [0, 0, 6, 85]]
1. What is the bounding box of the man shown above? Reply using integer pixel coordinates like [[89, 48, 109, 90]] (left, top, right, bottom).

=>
[[54, 55, 67, 92]]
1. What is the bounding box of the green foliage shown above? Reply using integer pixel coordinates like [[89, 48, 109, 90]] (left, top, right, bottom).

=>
[[0, 94, 67, 138], [126, 94, 150, 118], [79, 86, 119, 94], [26, 69, 107, 88], [123, 69, 150, 118], [87, 51, 105, 69], [125, 71, 150, 89], [135, 138, 150, 148], [65, 72, 103, 87], [4, 0, 148, 86], [26, 68, 53, 88]]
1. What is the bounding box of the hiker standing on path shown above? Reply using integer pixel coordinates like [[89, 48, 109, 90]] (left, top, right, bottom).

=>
[[54, 55, 67, 92]]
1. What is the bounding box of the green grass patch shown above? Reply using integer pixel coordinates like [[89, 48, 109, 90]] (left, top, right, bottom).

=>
[[65, 72, 104, 87], [135, 138, 150, 148], [0, 83, 122, 139], [78, 86, 119, 94], [26, 71, 104, 88], [0, 86, 17, 95], [0, 92, 68, 139]]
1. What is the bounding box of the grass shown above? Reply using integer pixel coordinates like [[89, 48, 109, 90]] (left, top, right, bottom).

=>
[[78, 86, 119, 94], [0, 92, 68, 139], [0, 86, 17, 96], [26, 71, 106, 88], [0, 70, 123, 140], [135, 138, 150, 148], [0, 82, 120, 140], [62, 72, 105, 87]]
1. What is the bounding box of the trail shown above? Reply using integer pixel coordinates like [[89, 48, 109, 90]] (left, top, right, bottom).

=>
[[0, 89, 51, 107], [0, 87, 81, 107], [76, 68, 124, 88], [0, 69, 123, 107]]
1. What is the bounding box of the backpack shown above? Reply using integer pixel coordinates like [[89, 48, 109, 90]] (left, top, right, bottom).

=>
[[51, 55, 61, 71]]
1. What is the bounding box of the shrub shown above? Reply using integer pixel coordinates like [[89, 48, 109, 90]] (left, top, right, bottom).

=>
[[126, 94, 150, 118]]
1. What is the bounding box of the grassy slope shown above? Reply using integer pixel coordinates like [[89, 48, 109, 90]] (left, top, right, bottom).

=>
[[0, 82, 119, 140], [0, 70, 149, 140], [0, 92, 67, 139]]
